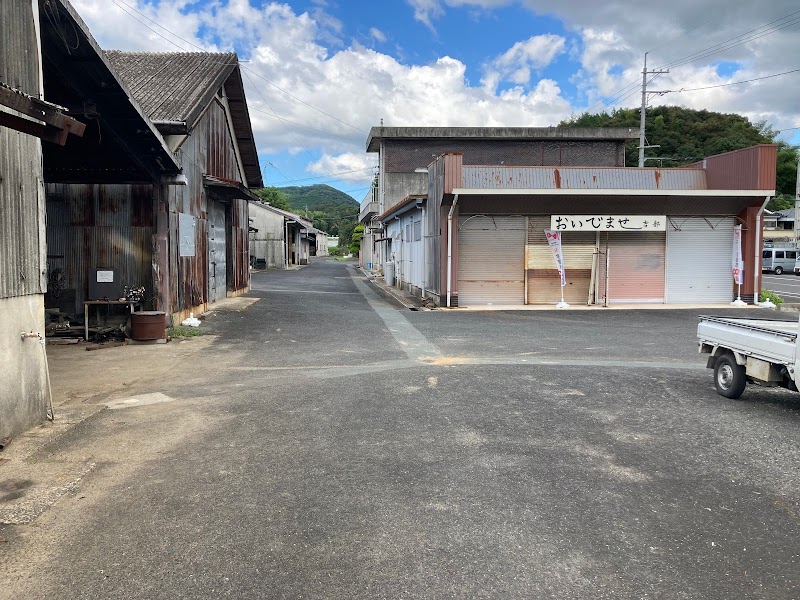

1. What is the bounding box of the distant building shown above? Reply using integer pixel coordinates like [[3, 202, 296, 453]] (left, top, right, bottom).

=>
[[763, 208, 795, 245], [364, 126, 777, 307]]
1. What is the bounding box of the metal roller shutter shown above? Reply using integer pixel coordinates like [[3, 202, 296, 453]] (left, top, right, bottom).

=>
[[666, 217, 735, 303], [605, 232, 666, 303], [527, 217, 595, 305], [458, 215, 525, 306]]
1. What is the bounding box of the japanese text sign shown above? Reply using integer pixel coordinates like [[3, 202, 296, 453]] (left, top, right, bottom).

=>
[[550, 215, 666, 232]]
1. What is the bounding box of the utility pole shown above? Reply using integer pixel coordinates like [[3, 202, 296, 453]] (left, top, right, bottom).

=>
[[794, 152, 800, 248], [638, 52, 670, 167]]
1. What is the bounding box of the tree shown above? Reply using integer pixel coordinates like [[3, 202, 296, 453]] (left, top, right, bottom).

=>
[[253, 187, 291, 211], [349, 224, 364, 256], [561, 106, 797, 200]]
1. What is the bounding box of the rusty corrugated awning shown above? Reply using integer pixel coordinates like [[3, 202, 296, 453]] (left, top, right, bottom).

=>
[[203, 175, 261, 202]]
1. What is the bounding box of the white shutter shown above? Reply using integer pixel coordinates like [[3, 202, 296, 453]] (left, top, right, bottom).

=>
[[458, 215, 525, 306], [666, 217, 735, 303]]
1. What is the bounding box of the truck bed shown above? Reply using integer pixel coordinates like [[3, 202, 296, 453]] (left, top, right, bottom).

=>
[[697, 315, 797, 365]]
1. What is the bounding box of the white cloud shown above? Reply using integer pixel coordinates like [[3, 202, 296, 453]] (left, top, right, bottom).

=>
[[483, 34, 565, 90], [71, 0, 577, 191], [369, 27, 387, 43], [406, 0, 445, 31]]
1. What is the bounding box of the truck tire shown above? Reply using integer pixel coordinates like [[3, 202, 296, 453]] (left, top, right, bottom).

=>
[[775, 266, 783, 275], [714, 353, 746, 399]]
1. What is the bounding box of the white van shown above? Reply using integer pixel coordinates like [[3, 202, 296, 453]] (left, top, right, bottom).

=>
[[762, 247, 797, 275]]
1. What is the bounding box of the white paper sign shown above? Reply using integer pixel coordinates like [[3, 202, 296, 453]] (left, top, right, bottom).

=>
[[544, 229, 566, 287], [96, 270, 114, 283], [551, 215, 666, 231]]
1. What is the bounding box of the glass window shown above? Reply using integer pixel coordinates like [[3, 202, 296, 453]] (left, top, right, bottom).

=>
[[787, 251, 797, 260], [763, 250, 772, 259], [776, 251, 785, 259]]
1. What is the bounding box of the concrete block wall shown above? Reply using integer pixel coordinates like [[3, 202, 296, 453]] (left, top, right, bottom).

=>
[[384, 139, 626, 173]]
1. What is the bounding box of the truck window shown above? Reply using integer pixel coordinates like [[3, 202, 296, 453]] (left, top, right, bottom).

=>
[[787, 251, 797, 260], [763, 250, 772, 259], [776, 251, 785, 259]]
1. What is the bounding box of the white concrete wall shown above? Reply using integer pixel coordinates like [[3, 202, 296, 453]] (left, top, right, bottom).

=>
[[0, 295, 49, 440]]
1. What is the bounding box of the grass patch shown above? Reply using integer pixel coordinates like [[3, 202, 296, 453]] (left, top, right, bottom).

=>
[[169, 325, 205, 338]]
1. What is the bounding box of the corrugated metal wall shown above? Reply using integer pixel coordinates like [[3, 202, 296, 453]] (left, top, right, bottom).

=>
[[685, 145, 777, 191], [167, 98, 249, 314], [228, 198, 250, 291], [46, 184, 155, 314], [461, 166, 707, 191], [0, 0, 46, 300]]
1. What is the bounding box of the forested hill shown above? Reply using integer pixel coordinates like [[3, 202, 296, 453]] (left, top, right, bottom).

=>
[[279, 184, 359, 215], [560, 106, 797, 209], [277, 184, 359, 239]]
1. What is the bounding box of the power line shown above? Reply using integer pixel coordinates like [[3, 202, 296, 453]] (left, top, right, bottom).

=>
[[658, 10, 800, 70], [587, 9, 800, 114], [667, 67, 800, 92]]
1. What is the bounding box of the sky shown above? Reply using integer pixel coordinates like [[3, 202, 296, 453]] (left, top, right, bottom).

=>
[[70, 0, 800, 201]]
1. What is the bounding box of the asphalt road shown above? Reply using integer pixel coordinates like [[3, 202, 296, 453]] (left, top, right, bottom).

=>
[[764, 272, 800, 301], [2, 259, 799, 599]]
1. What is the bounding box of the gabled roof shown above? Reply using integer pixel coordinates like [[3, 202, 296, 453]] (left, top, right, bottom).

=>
[[105, 52, 236, 126], [105, 51, 263, 187], [39, 0, 180, 183]]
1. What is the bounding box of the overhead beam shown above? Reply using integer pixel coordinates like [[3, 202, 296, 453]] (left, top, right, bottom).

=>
[[0, 84, 85, 144]]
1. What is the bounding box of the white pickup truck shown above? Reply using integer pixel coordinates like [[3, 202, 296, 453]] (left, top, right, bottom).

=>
[[697, 315, 799, 398]]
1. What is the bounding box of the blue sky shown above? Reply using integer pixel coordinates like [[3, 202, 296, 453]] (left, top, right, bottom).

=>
[[74, 0, 800, 200]]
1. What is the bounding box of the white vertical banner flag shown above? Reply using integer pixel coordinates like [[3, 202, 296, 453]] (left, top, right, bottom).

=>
[[545, 229, 566, 287], [732, 225, 744, 285]]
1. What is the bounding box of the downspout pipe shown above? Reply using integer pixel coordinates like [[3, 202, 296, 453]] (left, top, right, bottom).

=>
[[754, 195, 770, 304], [446, 194, 459, 308]]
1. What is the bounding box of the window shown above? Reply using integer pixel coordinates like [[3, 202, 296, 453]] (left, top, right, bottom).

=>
[[763, 250, 772, 259], [414, 220, 422, 241], [787, 251, 797, 260], [776, 251, 785, 259]]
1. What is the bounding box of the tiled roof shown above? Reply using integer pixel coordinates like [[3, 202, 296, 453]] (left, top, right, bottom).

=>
[[105, 51, 237, 124]]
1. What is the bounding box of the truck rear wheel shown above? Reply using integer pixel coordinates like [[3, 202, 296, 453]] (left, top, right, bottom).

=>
[[714, 353, 746, 399]]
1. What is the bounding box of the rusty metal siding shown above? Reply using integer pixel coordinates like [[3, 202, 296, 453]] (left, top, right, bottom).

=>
[[443, 153, 462, 194], [384, 139, 626, 172], [229, 198, 250, 292], [460, 167, 707, 190], [686, 145, 778, 190], [0, 0, 45, 300], [202, 100, 241, 183], [45, 183, 155, 314]]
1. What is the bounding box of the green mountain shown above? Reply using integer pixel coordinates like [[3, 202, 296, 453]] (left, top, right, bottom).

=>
[[279, 184, 359, 240]]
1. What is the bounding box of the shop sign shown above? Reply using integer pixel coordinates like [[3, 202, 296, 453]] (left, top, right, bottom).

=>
[[550, 215, 667, 232]]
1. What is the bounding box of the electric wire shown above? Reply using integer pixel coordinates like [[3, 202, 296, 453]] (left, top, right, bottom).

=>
[[587, 9, 800, 113]]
